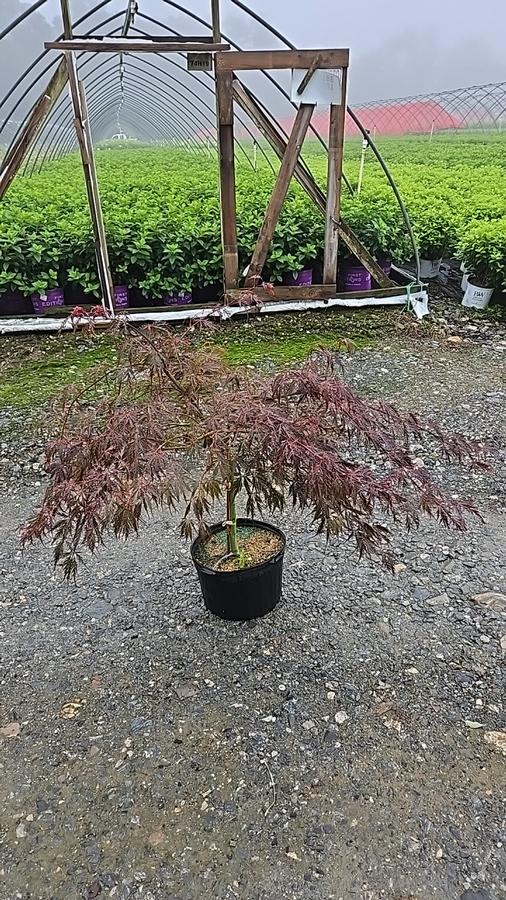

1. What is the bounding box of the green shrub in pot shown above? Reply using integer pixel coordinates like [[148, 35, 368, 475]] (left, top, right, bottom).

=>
[[339, 199, 411, 267], [457, 219, 506, 289], [409, 201, 459, 261]]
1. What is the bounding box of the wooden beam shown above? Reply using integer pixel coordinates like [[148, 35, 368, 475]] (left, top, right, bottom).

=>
[[215, 69, 238, 289], [64, 51, 115, 314], [57, 1, 114, 312], [211, 0, 221, 44], [60, 0, 72, 38], [246, 103, 315, 285], [45, 39, 230, 52], [231, 79, 392, 289], [78, 76, 115, 315], [226, 284, 406, 303], [0, 58, 69, 200], [215, 48, 349, 72], [297, 54, 321, 96], [228, 285, 337, 302], [232, 78, 320, 196], [323, 68, 347, 284], [72, 34, 217, 43]]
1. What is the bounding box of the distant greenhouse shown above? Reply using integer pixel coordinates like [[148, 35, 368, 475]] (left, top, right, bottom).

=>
[[282, 82, 506, 138]]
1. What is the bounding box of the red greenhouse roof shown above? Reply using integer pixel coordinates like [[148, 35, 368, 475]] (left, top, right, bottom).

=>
[[311, 100, 462, 136]]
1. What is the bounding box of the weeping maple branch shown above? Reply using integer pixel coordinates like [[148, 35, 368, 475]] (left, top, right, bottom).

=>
[[21, 323, 494, 579]]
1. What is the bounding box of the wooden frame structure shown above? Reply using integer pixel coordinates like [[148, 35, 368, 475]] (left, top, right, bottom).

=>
[[45, 39, 231, 53], [0, 0, 395, 314], [214, 48, 355, 295]]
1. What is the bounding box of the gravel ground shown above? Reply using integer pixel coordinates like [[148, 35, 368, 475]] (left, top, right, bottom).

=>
[[0, 304, 505, 900]]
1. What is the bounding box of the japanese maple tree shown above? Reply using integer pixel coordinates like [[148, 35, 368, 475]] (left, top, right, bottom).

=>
[[22, 318, 490, 578]]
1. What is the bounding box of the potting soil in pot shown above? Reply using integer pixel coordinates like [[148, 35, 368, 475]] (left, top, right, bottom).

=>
[[195, 525, 283, 572]]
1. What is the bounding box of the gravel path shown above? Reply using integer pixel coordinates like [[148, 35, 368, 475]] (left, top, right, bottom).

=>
[[0, 322, 505, 900]]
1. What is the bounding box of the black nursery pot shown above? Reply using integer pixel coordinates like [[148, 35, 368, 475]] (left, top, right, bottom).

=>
[[190, 518, 286, 621]]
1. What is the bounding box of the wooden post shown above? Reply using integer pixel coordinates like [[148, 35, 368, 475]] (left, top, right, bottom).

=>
[[323, 68, 347, 284], [216, 69, 239, 290], [57, 0, 114, 313], [211, 0, 221, 43], [60, 0, 73, 37], [0, 59, 69, 200], [232, 79, 392, 288], [213, 6, 238, 290], [79, 79, 115, 314], [357, 132, 368, 195], [65, 53, 115, 314], [246, 103, 315, 285]]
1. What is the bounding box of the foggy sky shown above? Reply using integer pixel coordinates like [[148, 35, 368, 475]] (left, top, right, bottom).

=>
[[1, 0, 504, 144], [40, 0, 505, 101]]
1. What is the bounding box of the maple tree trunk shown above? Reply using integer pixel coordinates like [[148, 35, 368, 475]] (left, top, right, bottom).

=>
[[226, 486, 239, 557]]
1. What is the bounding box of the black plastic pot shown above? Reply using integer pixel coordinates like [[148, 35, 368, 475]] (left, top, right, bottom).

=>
[[0, 290, 34, 316], [191, 281, 223, 304], [190, 518, 286, 621]]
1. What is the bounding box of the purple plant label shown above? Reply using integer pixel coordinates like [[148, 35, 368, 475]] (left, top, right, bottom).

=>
[[285, 269, 313, 287], [343, 267, 372, 291], [114, 286, 129, 309], [31, 288, 65, 314], [163, 292, 192, 306]]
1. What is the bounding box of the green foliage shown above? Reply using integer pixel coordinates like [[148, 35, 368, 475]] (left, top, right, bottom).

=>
[[457, 219, 506, 288], [310, 133, 506, 269], [1, 135, 506, 301], [341, 198, 411, 261]]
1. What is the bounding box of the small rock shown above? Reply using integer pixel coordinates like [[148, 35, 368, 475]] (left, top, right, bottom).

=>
[[465, 720, 485, 729], [302, 720, 316, 731], [334, 711, 348, 725], [323, 725, 341, 746], [148, 827, 165, 847], [393, 563, 407, 574], [483, 730, 506, 755], [304, 827, 325, 852], [60, 698, 86, 719], [15, 822, 27, 839], [471, 592, 506, 614], [174, 682, 197, 700], [85, 600, 112, 620], [0, 721, 21, 739], [130, 717, 152, 734], [427, 593, 449, 606]]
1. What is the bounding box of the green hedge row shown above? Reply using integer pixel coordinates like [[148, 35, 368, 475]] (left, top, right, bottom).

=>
[[1, 140, 505, 299]]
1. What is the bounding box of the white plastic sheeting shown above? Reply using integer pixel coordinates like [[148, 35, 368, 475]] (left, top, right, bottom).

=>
[[0, 288, 429, 335]]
